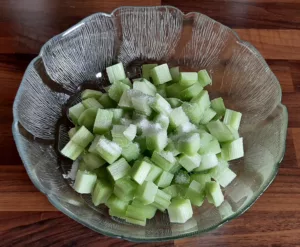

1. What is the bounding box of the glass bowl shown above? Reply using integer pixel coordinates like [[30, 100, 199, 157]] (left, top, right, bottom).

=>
[[12, 6, 288, 242]]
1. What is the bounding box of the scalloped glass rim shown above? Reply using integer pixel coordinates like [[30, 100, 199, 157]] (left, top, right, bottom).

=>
[[12, 5, 288, 242]]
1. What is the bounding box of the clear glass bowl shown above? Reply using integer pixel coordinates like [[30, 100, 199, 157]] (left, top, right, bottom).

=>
[[13, 6, 288, 242]]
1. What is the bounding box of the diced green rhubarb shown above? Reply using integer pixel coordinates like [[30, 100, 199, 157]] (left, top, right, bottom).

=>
[[69, 102, 86, 124], [206, 181, 224, 207], [131, 199, 157, 219], [81, 89, 102, 100], [178, 153, 201, 172], [198, 69, 212, 87], [169, 107, 189, 128], [146, 129, 168, 152], [156, 84, 167, 98], [176, 133, 201, 155], [194, 154, 218, 172], [125, 217, 146, 226], [135, 181, 158, 205], [162, 184, 179, 198], [145, 164, 163, 182], [142, 64, 157, 80], [199, 108, 216, 124], [78, 108, 97, 131], [211, 97, 226, 117], [88, 135, 101, 154], [94, 166, 110, 179], [61, 141, 84, 160], [168, 198, 193, 223], [111, 124, 136, 147], [108, 80, 130, 102], [121, 142, 140, 162], [73, 170, 97, 194], [152, 189, 171, 211], [191, 90, 210, 111], [221, 138, 244, 161], [180, 83, 203, 101], [210, 164, 236, 188], [153, 113, 169, 129], [181, 102, 203, 125], [150, 63, 172, 85], [120, 77, 132, 87], [198, 139, 221, 155], [155, 171, 174, 188], [107, 158, 131, 181], [135, 136, 147, 153], [179, 72, 198, 86], [173, 170, 190, 185], [131, 93, 154, 116], [166, 98, 182, 108], [71, 126, 94, 148], [190, 173, 211, 187], [82, 152, 106, 169], [166, 83, 186, 98], [96, 138, 122, 164], [93, 109, 113, 134], [223, 109, 242, 130], [131, 160, 152, 184], [82, 98, 103, 109], [106, 62, 126, 83], [151, 151, 176, 171], [114, 177, 137, 202], [106, 194, 128, 216], [151, 93, 172, 115], [133, 78, 157, 96], [185, 180, 205, 206], [92, 179, 113, 206], [169, 66, 180, 82], [98, 93, 117, 108], [168, 161, 182, 174], [111, 108, 124, 124], [206, 120, 236, 142], [68, 127, 77, 139]]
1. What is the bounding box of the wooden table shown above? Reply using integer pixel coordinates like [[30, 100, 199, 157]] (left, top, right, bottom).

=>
[[1, 0, 300, 246]]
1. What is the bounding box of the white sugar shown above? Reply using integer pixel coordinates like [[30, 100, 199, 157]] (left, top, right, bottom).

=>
[[99, 139, 122, 154], [160, 151, 176, 163]]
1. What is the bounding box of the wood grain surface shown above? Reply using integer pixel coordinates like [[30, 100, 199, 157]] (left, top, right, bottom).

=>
[[1, 0, 300, 246]]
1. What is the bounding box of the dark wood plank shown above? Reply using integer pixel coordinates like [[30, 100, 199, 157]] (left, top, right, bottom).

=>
[[162, 0, 300, 29], [0, 212, 175, 246], [0, 0, 161, 54], [282, 93, 300, 128]]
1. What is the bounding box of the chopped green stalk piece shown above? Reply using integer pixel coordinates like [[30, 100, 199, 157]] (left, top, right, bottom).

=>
[[166, 98, 182, 108], [82, 98, 103, 109], [162, 185, 179, 198], [120, 77, 132, 87], [153, 114, 169, 129], [108, 81, 130, 102], [169, 66, 180, 82], [151, 93, 172, 115], [199, 108, 216, 124], [123, 124, 137, 141], [111, 108, 124, 124], [165, 140, 180, 157], [190, 173, 211, 186], [61, 140, 84, 160], [118, 90, 133, 108], [195, 153, 219, 172], [180, 83, 203, 101], [109, 208, 127, 219], [126, 205, 150, 222], [78, 108, 97, 131], [151, 151, 176, 171], [88, 135, 101, 154], [150, 63, 172, 85], [178, 153, 201, 172], [69, 102, 86, 124], [81, 89, 102, 100], [152, 189, 171, 211], [94, 166, 110, 179], [166, 83, 186, 98], [181, 102, 203, 125], [92, 179, 113, 206], [98, 93, 117, 108], [169, 107, 189, 128], [206, 120, 236, 142], [168, 161, 182, 173], [132, 95, 154, 116], [155, 171, 174, 188], [142, 64, 157, 80], [136, 181, 158, 205], [211, 97, 226, 117], [146, 129, 168, 151], [198, 69, 212, 87], [93, 109, 113, 134], [114, 177, 137, 201], [168, 198, 193, 223], [206, 181, 224, 207], [223, 109, 242, 130], [106, 62, 126, 83], [131, 199, 157, 219], [185, 180, 205, 206], [96, 138, 122, 164], [74, 170, 97, 194], [179, 72, 198, 86], [125, 217, 147, 226], [131, 160, 152, 184], [176, 133, 201, 155], [135, 136, 147, 153], [198, 139, 221, 155], [145, 164, 163, 182], [83, 153, 106, 169], [191, 90, 210, 111], [221, 138, 244, 161], [133, 78, 157, 96], [111, 125, 135, 147], [121, 142, 140, 162], [210, 164, 236, 188], [71, 126, 94, 148], [107, 158, 131, 181], [106, 195, 128, 217], [156, 84, 167, 98], [68, 127, 77, 139], [173, 170, 190, 185]]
